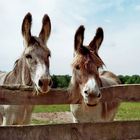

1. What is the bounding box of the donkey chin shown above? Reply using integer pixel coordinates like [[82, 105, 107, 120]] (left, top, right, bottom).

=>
[[34, 84, 51, 95], [84, 94, 102, 107], [38, 86, 51, 94]]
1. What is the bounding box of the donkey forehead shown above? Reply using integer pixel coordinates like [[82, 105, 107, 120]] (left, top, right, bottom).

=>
[[74, 49, 103, 67], [24, 46, 50, 58], [29, 36, 46, 47], [73, 53, 91, 66]]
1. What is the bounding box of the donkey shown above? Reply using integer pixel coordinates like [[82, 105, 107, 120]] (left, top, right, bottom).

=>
[[69, 25, 121, 123], [0, 13, 52, 125]]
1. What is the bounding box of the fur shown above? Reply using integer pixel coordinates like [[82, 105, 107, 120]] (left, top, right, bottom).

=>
[[70, 25, 121, 123], [0, 12, 52, 125]]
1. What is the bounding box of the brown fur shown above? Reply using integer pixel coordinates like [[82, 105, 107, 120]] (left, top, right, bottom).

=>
[[100, 71, 121, 119], [70, 25, 120, 123], [0, 12, 52, 125]]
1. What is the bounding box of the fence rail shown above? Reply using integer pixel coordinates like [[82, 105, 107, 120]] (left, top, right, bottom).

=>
[[0, 84, 140, 140], [0, 84, 140, 105], [0, 121, 140, 140]]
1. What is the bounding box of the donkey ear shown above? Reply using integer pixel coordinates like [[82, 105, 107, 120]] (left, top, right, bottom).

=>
[[89, 27, 104, 53], [39, 14, 51, 44], [74, 25, 85, 52], [22, 13, 32, 46]]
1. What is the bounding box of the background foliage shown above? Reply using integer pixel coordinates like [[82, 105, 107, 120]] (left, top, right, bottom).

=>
[[51, 74, 140, 88]]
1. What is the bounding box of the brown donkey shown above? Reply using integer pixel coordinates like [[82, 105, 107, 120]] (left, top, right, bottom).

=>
[[0, 13, 52, 125], [69, 25, 121, 123]]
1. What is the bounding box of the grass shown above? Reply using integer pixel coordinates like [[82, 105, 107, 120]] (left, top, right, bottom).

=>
[[31, 119, 51, 125], [115, 102, 140, 120], [32, 105, 70, 124], [33, 105, 70, 113], [32, 103, 140, 124]]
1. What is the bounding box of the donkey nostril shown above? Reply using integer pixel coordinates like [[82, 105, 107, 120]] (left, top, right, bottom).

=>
[[38, 80, 43, 87], [49, 79, 53, 87], [84, 90, 88, 94], [97, 93, 101, 98]]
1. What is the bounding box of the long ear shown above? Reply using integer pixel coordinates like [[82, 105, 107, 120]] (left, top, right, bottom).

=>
[[39, 14, 51, 44], [89, 27, 104, 53], [74, 25, 85, 53], [22, 13, 32, 46]]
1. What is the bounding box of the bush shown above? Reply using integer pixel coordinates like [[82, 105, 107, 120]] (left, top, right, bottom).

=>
[[118, 75, 140, 84], [51, 75, 71, 88], [51, 74, 140, 88]]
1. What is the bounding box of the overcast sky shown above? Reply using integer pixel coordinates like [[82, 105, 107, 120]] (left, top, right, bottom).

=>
[[0, 0, 140, 75]]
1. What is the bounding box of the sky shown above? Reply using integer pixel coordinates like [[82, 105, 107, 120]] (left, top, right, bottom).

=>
[[0, 0, 140, 76]]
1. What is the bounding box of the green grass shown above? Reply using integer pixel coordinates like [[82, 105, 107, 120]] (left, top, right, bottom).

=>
[[32, 103, 140, 124], [31, 119, 51, 125], [115, 102, 140, 120], [32, 105, 70, 125], [33, 105, 70, 113]]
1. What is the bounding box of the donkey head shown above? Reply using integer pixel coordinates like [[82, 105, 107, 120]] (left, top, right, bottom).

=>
[[72, 25, 104, 106], [22, 13, 52, 93]]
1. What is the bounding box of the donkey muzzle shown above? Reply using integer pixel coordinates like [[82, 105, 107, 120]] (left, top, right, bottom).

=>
[[38, 78, 52, 93]]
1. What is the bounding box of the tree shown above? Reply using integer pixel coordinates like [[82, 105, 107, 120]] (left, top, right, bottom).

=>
[[51, 75, 71, 88]]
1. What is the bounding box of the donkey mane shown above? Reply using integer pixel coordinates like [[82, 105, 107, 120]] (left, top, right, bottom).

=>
[[4, 57, 32, 86], [27, 36, 44, 47], [72, 50, 104, 75]]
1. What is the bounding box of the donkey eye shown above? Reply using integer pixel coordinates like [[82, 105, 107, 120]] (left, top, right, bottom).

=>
[[75, 65, 80, 70], [47, 54, 50, 58], [25, 54, 32, 59]]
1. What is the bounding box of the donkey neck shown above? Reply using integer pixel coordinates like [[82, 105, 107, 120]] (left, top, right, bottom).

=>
[[69, 74, 83, 103], [4, 57, 32, 86]]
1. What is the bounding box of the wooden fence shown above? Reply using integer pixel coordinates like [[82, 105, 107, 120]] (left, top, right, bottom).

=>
[[0, 84, 140, 140]]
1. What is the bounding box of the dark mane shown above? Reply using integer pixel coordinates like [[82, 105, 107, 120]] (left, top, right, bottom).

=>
[[28, 36, 41, 46], [72, 49, 104, 75], [14, 59, 20, 68], [13, 59, 21, 75], [4, 57, 32, 86]]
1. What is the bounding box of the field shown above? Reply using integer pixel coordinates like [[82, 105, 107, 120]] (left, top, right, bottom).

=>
[[115, 102, 140, 120], [31, 102, 140, 124]]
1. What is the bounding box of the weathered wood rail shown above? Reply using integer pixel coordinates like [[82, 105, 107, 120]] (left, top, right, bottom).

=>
[[0, 84, 140, 140], [0, 84, 140, 105], [0, 121, 140, 140]]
